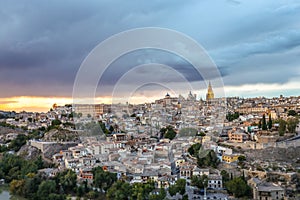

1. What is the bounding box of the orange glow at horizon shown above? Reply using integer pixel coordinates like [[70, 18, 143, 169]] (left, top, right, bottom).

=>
[[0, 95, 165, 112], [0, 96, 113, 112]]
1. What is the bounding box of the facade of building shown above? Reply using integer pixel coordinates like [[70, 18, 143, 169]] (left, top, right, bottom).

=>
[[248, 178, 285, 200], [222, 154, 239, 163], [73, 104, 111, 117], [208, 175, 223, 189], [228, 130, 249, 143]]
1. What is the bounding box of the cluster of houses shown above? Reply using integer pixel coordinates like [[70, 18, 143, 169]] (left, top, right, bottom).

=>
[[1, 90, 300, 199]]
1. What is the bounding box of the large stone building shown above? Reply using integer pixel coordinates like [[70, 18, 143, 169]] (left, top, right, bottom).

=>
[[73, 104, 111, 117], [248, 178, 285, 200]]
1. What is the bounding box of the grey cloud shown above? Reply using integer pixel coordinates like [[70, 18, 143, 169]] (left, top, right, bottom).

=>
[[0, 0, 300, 98], [213, 30, 300, 62]]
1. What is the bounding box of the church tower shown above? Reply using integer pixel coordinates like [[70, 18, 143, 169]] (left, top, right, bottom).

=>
[[206, 81, 214, 102]]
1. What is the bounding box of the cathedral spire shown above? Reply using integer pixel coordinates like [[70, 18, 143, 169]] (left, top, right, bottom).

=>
[[206, 81, 214, 102]]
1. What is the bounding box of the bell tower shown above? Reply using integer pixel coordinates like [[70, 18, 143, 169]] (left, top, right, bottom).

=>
[[206, 81, 214, 102]]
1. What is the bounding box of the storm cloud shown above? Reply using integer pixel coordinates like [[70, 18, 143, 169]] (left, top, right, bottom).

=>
[[0, 0, 300, 98]]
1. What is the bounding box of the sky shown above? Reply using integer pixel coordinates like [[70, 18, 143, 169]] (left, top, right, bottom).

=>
[[0, 0, 300, 112]]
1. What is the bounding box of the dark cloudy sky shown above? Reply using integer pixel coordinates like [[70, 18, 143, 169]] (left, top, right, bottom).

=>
[[0, 0, 300, 111]]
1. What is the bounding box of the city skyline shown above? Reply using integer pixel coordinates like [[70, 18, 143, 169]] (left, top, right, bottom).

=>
[[1, 0, 300, 111]]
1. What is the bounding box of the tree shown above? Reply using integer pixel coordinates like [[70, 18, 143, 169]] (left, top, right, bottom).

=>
[[37, 180, 57, 199], [197, 150, 219, 168], [51, 119, 62, 126], [23, 174, 42, 199], [106, 181, 132, 200], [56, 169, 77, 193], [238, 155, 246, 168], [238, 155, 246, 162], [191, 175, 208, 189], [149, 188, 166, 200], [8, 134, 27, 152], [86, 190, 98, 199], [287, 117, 299, 133], [48, 193, 66, 200], [221, 170, 230, 184], [288, 110, 297, 116], [226, 112, 240, 122], [268, 114, 272, 130], [131, 181, 155, 200], [225, 177, 251, 198], [109, 125, 114, 133], [258, 120, 262, 129], [130, 113, 136, 118], [163, 126, 177, 140], [169, 179, 186, 196], [278, 119, 287, 136], [188, 143, 201, 157], [76, 185, 84, 197], [93, 166, 117, 192], [262, 114, 267, 130], [10, 179, 26, 196], [99, 121, 109, 135]]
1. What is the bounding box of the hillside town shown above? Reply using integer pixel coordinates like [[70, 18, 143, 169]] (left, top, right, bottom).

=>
[[0, 84, 300, 200]]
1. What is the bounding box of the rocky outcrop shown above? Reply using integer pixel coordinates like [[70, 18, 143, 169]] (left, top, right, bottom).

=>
[[17, 144, 40, 160]]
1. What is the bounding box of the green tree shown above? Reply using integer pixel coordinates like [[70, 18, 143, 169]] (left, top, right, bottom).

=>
[[86, 190, 98, 199], [191, 175, 208, 189], [109, 125, 114, 133], [51, 119, 62, 126], [287, 117, 299, 133], [268, 114, 272, 130], [188, 143, 201, 157], [23, 174, 42, 199], [56, 169, 77, 193], [226, 112, 240, 122], [197, 150, 219, 168], [288, 110, 297, 116], [221, 170, 230, 184], [93, 166, 117, 192], [258, 120, 262, 129], [21, 161, 38, 176], [238, 155, 246, 162], [149, 188, 166, 200], [99, 121, 109, 134], [9, 134, 27, 152], [262, 114, 267, 130], [76, 185, 84, 197], [37, 180, 57, 199], [68, 112, 74, 119], [106, 181, 132, 200], [163, 126, 177, 140], [169, 179, 186, 196], [225, 177, 251, 198], [278, 119, 287, 136], [131, 181, 155, 200], [48, 193, 66, 200]]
